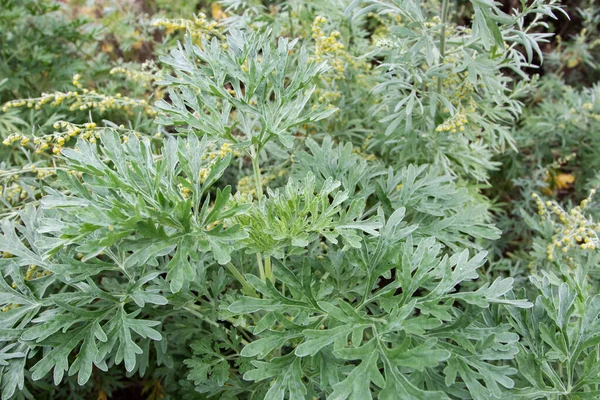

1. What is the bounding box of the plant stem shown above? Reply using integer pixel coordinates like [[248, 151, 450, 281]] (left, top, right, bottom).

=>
[[256, 253, 266, 281], [264, 256, 274, 283], [250, 144, 270, 282], [225, 262, 258, 297], [183, 306, 220, 328], [288, 3, 295, 39], [437, 0, 450, 94], [250, 145, 264, 198], [361, 275, 373, 308]]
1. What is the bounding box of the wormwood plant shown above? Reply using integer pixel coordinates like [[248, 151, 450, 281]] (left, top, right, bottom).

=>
[[350, 0, 565, 182], [1, 0, 600, 399], [0, 0, 92, 100]]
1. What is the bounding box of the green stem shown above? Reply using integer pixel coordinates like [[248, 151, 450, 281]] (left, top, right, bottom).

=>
[[360, 275, 373, 308], [437, 0, 450, 94], [225, 262, 258, 297], [250, 144, 269, 282], [288, 3, 295, 38], [558, 362, 564, 384], [250, 145, 264, 198], [256, 253, 266, 282], [264, 256, 274, 283], [183, 306, 220, 328]]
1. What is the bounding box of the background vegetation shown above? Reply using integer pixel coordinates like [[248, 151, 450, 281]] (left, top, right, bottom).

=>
[[1, 0, 600, 399]]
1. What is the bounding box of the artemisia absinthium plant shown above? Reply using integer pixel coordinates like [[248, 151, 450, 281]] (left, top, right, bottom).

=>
[[2, 0, 600, 399]]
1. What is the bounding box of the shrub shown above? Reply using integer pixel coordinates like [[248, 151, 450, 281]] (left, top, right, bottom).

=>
[[1, 1, 600, 399]]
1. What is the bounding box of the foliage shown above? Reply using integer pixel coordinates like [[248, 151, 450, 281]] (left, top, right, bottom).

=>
[[0, 0, 92, 101], [1, 0, 600, 399]]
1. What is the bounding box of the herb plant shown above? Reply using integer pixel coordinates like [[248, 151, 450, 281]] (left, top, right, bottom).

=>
[[1, 0, 600, 399]]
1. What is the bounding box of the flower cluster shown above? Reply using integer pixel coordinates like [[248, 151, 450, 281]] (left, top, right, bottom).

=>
[[532, 191, 600, 261], [72, 74, 83, 89], [352, 146, 377, 161], [1, 303, 19, 313], [436, 109, 469, 133], [152, 13, 221, 39], [1, 121, 144, 155], [0, 163, 56, 206], [368, 11, 402, 45], [1, 164, 55, 183], [110, 61, 163, 86], [23, 265, 51, 281], [424, 16, 442, 29], [315, 89, 342, 104], [178, 183, 193, 199], [581, 101, 600, 121], [235, 169, 288, 199], [540, 153, 577, 195], [203, 142, 240, 161], [236, 175, 270, 198], [0, 182, 35, 203], [2, 133, 30, 147], [310, 16, 371, 85], [22, 164, 55, 180], [441, 71, 477, 106], [312, 16, 346, 78], [179, 142, 239, 199], [548, 173, 575, 190], [2, 74, 156, 116], [2, 89, 156, 116], [3, 122, 96, 154]]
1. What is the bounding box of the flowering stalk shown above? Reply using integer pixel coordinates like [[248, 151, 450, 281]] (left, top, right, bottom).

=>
[[437, 0, 450, 94]]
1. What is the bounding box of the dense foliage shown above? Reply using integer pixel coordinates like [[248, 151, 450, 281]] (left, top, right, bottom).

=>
[[1, 0, 600, 399]]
